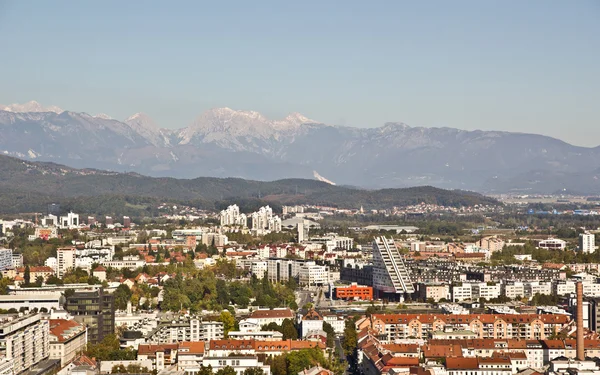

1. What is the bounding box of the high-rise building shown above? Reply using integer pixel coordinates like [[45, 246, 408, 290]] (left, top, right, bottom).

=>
[[0, 249, 12, 271], [56, 248, 76, 278], [579, 232, 597, 254], [372, 237, 415, 299], [0, 313, 49, 374], [58, 212, 79, 229], [219, 205, 247, 227], [123, 216, 131, 228], [65, 289, 115, 343]]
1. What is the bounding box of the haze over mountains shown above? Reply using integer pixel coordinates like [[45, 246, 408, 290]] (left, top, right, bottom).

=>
[[1, 101, 599, 194]]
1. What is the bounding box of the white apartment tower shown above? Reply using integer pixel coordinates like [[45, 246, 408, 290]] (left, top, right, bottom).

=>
[[579, 232, 596, 254], [219, 205, 247, 227], [251, 206, 281, 233], [56, 248, 77, 278], [372, 237, 415, 298]]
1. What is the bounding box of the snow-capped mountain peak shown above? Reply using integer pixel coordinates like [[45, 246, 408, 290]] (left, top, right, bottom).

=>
[[94, 113, 112, 120], [1, 100, 63, 114]]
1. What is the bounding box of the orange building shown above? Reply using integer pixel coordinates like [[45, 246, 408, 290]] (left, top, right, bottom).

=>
[[335, 284, 373, 301]]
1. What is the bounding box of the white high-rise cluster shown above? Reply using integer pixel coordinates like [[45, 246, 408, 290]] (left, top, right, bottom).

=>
[[219, 204, 247, 227], [251, 206, 281, 233]]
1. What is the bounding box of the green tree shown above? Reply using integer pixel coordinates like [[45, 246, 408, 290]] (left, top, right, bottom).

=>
[[281, 318, 298, 340], [113, 284, 133, 310], [23, 265, 31, 286], [243, 368, 265, 375], [219, 311, 236, 337], [342, 320, 358, 357], [323, 321, 336, 348], [215, 366, 236, 375], [198, 366, 213, 375]]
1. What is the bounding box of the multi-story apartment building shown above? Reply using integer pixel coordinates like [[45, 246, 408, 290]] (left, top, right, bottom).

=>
[[0, 249, 12, 271], [372, 237, 415, 299], [48, 319, 87, 366], [11, 254, 23, 269], [65, 289, 115, 343], [415, 283, 449, 302], [147, 319, 224, 344], [266, 258, 329, 285], [503, 282, 525, 299], [335, 284, 373, 301], [58, 212, 79, 229], [250, 261, 268, 279], [579, 233, 597, 253], [451, 283, 473, 302], [56, 248, 76, 278], [0, 313, 49, 375], [370, 313, 570, 341], [305, 233, 354, 252], [219, 205, 247, 227], [472, 282, 501, 300]]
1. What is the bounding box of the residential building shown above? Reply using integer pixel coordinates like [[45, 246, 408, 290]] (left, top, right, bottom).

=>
[[65, 289, 115, 343], [176, 341, 205, 375], [11, 254, 23, 269], [219, 205, 247, 227], [0, 249, 12, 271], [250, 261, 268, 280], [579, 233, 597, 254], [372, 237, 415, 299], [301, 310, 324, 339], [370, 313, 569, 341], [137, 344, 178, 371], [244, 308, 294, 327], [48, 319, 87, 366], [415, 283, 449, 302], [0, 313, 49, 375], [57, 248, 77, 278], [201, 356, 271, 375], [147, 319, 224, 344], [267, 258, 329, 285]]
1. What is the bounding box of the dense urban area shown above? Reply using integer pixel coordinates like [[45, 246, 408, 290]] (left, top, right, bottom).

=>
[[0, 195, 600, 375]]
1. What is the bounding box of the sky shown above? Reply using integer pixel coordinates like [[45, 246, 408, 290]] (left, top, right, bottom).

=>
[[0, 0, 598, 146]]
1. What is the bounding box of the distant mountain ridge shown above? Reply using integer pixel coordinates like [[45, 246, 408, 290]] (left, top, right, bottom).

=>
[[1, 101, 599, 193], [0, 154, 499, 215]]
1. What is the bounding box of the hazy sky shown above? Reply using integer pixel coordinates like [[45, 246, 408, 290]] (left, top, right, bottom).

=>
[[0, 1, 598, 146]]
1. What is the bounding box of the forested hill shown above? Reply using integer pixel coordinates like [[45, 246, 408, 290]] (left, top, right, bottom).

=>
[[0, 155, 499, 215]]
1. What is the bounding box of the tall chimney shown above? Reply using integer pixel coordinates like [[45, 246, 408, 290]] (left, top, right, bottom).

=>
[[576, 281, 585, 361]]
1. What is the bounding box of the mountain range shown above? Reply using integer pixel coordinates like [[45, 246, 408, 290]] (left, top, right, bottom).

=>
[[0, 153, 498, 215], [1, 100, 599, 194]]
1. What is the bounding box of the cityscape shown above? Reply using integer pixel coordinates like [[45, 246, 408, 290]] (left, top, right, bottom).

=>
[[1, 2, 599, 375]]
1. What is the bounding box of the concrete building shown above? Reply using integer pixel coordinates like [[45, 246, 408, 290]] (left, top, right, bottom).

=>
[[147, 319, 224, 344], [266, 258, 328, 285], [59, 212, 80, 229], [0, 313, 49, 375], [65, 289, 115, 343], [372, 237, 415, 299], [219, 205, 247, 227], [11, 254, 23, 269], [538, 238, 567, 250], [579, 232, 597, 254], [0, 294, 62, 311], [48, 319, 87, 366], [201, 356, 271, 375], [335, 284, 373, 301], [416, 283, 449, 302], [250, 261, 268, 280], [0, 249, 12, 271], [57, 248, 77, 278]]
